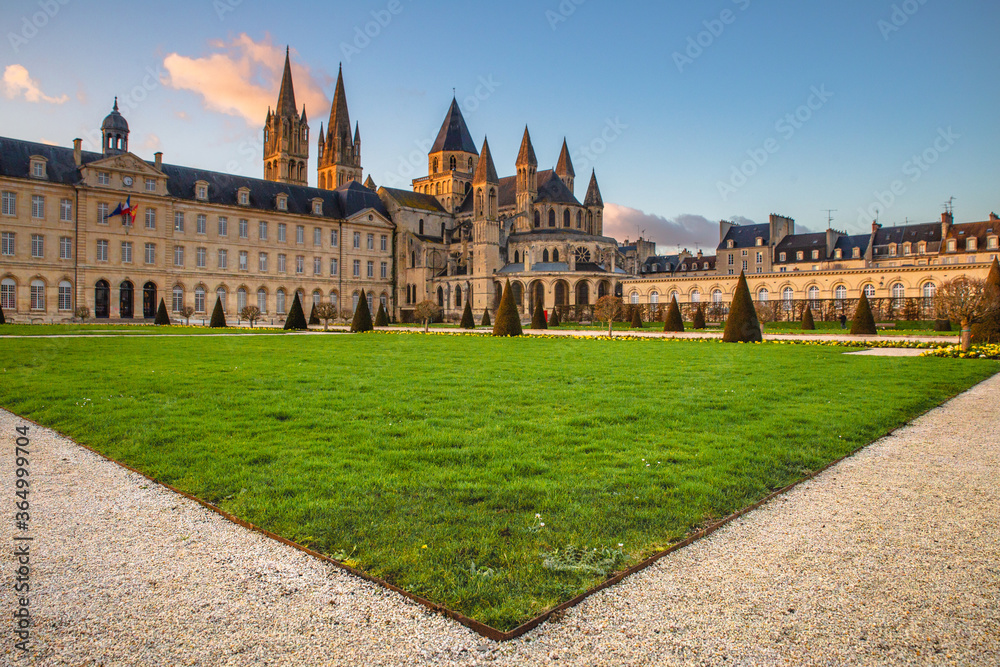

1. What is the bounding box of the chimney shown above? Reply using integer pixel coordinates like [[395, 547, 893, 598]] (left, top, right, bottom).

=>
[[872, 221, 882, 234], [73, 138, 82, 167], [697, 249, 703, 259], [941, 211, 952, 238], [719, 220, 734, 244], [154, 152, 163, 170], [990, 212, 998, 222]]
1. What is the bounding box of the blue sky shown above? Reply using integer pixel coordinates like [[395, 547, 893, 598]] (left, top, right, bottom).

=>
[[2, 0, 998, 252]]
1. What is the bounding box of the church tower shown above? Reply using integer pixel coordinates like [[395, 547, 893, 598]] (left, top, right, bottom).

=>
[[514, 127, 537, 233], [263, 47, 310, 187], [471, 137, 501, 311], [555, 138, 575, 195], [318, 65, 363, 190], [418, 97, 479, 213], [584, 169, 604, 236]]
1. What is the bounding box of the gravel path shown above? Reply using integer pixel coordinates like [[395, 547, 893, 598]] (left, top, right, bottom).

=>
[[2, 373, 998, 666]]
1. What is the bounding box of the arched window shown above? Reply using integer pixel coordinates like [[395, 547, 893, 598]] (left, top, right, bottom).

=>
[[1, 278, 16, 310], [922, 282, 936, 300], [712, 289, 723, 304], [553, 249, 559, 262], [758, 288, 769, 303], [650, 291, 660, 305], [669, 291, 678, 303], [216, 287, 226, 308], [56, 280, 71, 311], [863, 284, 876, 298], [892, 283, 905, 306], [312, 290, 322, 307], [468, 158, 474, 171], [543, 249, 550, 263], [194, 286, 206, 313], [380, 293, 388, 309], [835, 285, 847, 302], [449, 156, 457, 171], [436, 287, 444, 308], [455, 285, 462, 308], [548, 210, 556, 227], [563, 210, 570, 227], [257, 288, 267, 313], [367, 292, 374, 313], [534, 210, 541, 228], [418, 219, 424, 235], [629, 292, 639, 305], [30, 279, 45, 311], [576, 211, 582, 229], [514, 251, 520, 263], [237, 288, 247, 312], [782, 287, 794, 311], [172, 286, 184, 312], [276, 289, 286, 315], [808, 286, 820, 308], [432, 158, 439, 173], [691, 290, 701, 303], [330, 291, 339, 311]]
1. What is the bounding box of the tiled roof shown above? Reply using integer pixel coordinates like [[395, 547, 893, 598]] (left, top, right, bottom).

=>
[[379, 187, 448, 213]]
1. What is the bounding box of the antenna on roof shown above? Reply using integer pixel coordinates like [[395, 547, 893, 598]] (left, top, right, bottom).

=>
[[944, 196, 956, 216], [823, 209, 837, 229]]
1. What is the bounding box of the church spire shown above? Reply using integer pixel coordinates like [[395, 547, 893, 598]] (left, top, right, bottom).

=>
[[516, 126, 537, 167], [318, 64, 362, 189], [555, 138, 575, 194], [275, 46, 297, 117], [263, 47, 308, 186], [472, 136, 498, 184], [327, 64, 352, 151], [584, 169, 603, 206]]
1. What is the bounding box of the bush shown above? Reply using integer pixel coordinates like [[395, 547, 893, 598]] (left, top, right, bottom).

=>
[[350, 290, 374, 333], [481, 308, 491, 327], [209, 297, 227, 328], [460, 300, 475, 329], [972, 257, 1000, 344], [801, 306, 815, 330], [180, 306, 195, 325], [283, 293, 308, 330], [240, 305, 262, 328], [374, 302, 389, 327], [630, 305, 643, 329], [531, 296, 547, 330], [722, 272, 762, 343], [663, 296, 684, 333], [850, 293, 877, 335], [693, 305, 706, 330], [76, 306, 91, 323], [154, 299, 170, 325], [549, 308, 561, 327], [308, 303, 320, 326], [492, 280, 523, 337], [414, 300, 442, 333], [314, 303, 338, 330]]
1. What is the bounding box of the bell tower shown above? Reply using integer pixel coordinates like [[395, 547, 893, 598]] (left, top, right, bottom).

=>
[[515, 127, 537, 232], [101, 98, 129, 156], [471, 137, 501, 311], [263, 47, 310, 186], [318, 65, 363, 190]]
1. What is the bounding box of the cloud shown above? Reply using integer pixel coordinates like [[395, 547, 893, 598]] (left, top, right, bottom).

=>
[[2, 65, 69, 104], [163, 34, 331, 126], [139, 134, 162, 151], [605, 203, 743, 254]]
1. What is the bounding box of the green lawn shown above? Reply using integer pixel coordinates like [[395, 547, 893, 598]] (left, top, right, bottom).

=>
[[0, 323, 288, 336], [0, 334, 994, 630]]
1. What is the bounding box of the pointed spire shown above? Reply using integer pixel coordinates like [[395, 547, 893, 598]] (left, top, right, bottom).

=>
[[363, 175, 376, 190], [556, 138, 575, 178], [516, 126, 537, 167], [473, 136, 499, 184], [431, 97, 479, 155], [354, 121, 360, 144], [113, 96, 119, 112], [327, 63, 352, 149], [301, 105, 308, 123], [584, 170, 603, 206], [318, 122, 324, 141], [275, 46, 297, 117]]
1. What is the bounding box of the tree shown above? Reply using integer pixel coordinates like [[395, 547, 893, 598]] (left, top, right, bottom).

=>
[[314, 303, 338, 331], [531, 296, 548, 330], [284, 292, 308, 331], [549, 307, 561, 327], [351, 290, 374, 333], [154, 299, 170, 325], [308, 302, 320, 326], [76, 306, 92, 323], [414, 300, 442, 334], [374, 302, 390, 327], [492, 279, 523, 337], [481, 308, 491, 327], [937, 277, 993, 351], [594, 295, 622, 337], [722, 272, 762, 343], [850, 292, 877, 336], [209, 296, 227, 328], [180, 306, 195, 326], [630, 305, 643, 329], [663, 296, 684, 333], [971, 257, 1000, 344], [459, 299, 475, 329], [693, 304, 706, 330], [801, 306, 815, 331], [240, 305, 262, 329]]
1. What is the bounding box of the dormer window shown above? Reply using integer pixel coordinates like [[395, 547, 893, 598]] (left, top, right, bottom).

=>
[[947, 239, 957, 252], [30, 157, 47, 179], [681, 264, 687, 271], [988, 236, 998, 250], [195, 181, 209, 201], [755, 237, 763, 246], [145, 178, 156, 193], [651, 264, 658, 272], [238, 188, 250, 206], [811, 249, 819, 260], [276, 194, 288, 211], [796, 251, 804, 261], [853, 247, 861, 258], [967, 238, 977, 251], [727, 240, 735, 249], [903, 242, 911, 255], [918, 241, 926, 254], [888, 244, 897, 256], [779, 252, 786, 262], [834, 249, 843, 259], [312, 199, 323, 215]]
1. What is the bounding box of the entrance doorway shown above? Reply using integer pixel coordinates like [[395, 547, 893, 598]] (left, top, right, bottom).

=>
[[143, 282, 157, 318], [95, 280, 110, 319], [120, 281, 134, 319]]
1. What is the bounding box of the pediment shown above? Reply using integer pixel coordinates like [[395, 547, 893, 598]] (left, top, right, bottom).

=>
[[84, 152, 163, 177], [347, 209, 394, 229]]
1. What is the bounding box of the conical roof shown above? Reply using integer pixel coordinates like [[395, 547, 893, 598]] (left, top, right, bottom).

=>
[[556, 138, 575, 177], [516, 126, 537, 167], [363, 175, 376, 190], [584, 170, 603, 206], [472, 137, 498, 184], [275, 47, 297, 117], [327, 64, 352, 145], [101, 97, 129, 132], [431, 98, 478, 154]]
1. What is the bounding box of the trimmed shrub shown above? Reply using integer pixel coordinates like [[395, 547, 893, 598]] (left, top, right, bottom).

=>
[[801, 306, 815, 330], [663, 296, 684, 333], [972, 257, 1000, 344], [548, 308, 561, 327], [481, 309, 491, 327], [493, 279, 523, 337], [693, 305, 706, 330], [531, 297, 548, 330], [209, 297, 227, 328], [459, 300, 475, 329], [850, 293, 878, 335], [722, 272, 763, 343], [154, 298, 170, 325], [0, 302, 5, 325], [308, 303, 320, 326], [350, 290, 374, 333], [630, 306, 643, 328], [374, 303, 389, 327], [283, 292, 309, 330]]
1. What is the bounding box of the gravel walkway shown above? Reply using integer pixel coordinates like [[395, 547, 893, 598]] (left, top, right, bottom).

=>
[[2, 373, 998, 666]]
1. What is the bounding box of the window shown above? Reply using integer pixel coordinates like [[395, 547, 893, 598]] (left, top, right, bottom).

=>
[[367, 233, 374, 250], [31, 234, 44, 258], [194, 287, 206, 313], [259, 221, 268, 240], [835, 285, 847, 301], [296, 225, 304, 244], [97, 202, 109, 223], [353, 259, 361, 277], [259, 252, 268, 272], [1, 279, 14, 310], [756, 252, 763, 264], [353, 232, 361, 248], [853, 247, 861, 259], [367, 260, 374, 278], [903, 243, 911, 255], [197, 185, 207, 200], [742, 250, 748, 257], [172, 286, 184, 312], [796, 251, 804, 261], [782, 287, 794, 310], [758, 288, 769, 302], [313, 201, 322, 215], [330, 229, 339, 247], [650, 291, 660, 305], [779, 252, 786, 262], [967, 238, 977, 251], [218, 249, 228, 269], [121, 241, 132, 263], [548, 210, 556, 227], [629, 292, 639, 305], [145, 178, 156, 192], [217, 287, 226, 309], [56, 238, 71, 261], [98, 172, 110, 185], [237, 288, 247, 312], [314, 227, 322, 246], [313, 257, 321, 275], [196, 247, 206, 268], [330, 258, 338, 276], [32, 161, 45, 178], [742, 260, 748, 271], [239, 251, 248, 271], [923, 282, 936, 302], [239, 219, 248, 239], [863, 284, 875, 298], [808, 286, 820, 308], [278, 254, 287, 273], [295, 256, 304, 274], [380, 235, 388, 252], [712, 289, 723, 304], [31, 195, 44, 219], [888, 244, 897, 257], [811, 250, 819, 260], [30, 280, 45, 310], [533, 211, 540, 228], [60, 198, 72, 222], [727, 255, 734, 266], [380, 261, 388, 279], [144, 243, 155, 264], [2, 192, 16, 216], [96, 239, 108, 262], [277, 196, 287, 211], [174, 212, 185, 232], [755, 237, 763, 246], [276, 290, 286, 315], [58, 281, 72, 311], [174, 246, 184, 267], [257, 289, 267, 313], [240, 191, 249, 206], [197, 215, 207, 235], [834, 249, 842, 259], [892, 283, 905, 305], [278, 223, 287, 243], [1, 232, 13, 256], [988, 237, 998, 250], [145, 208, 156, 230], [691, 290, 701, 303], [218, 217, 228, 237]]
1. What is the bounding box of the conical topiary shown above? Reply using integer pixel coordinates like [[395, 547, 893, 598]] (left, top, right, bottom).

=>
[[154, 298, 170, 325], [630, 305, 643, 328], [308, 302, 320, 326], [972, 256, 1000, 344], [531, 296, 548, 330], [722, 272, 763, 342], [663, 296, 684, 333], [549, 307, 561, 327], [460, 299, 475, 329], [350, 290, 374, 333], [492, 279, 523, 337], [283, 292, 308, 330], [801, 306, 815, 331], [374, 302, 389, 327], [209, 296, 227, 328], [850, 292, 877, 335], [693, 304, 706, 330], [0, 302, 5, 325], [481, 309, 491, 327]]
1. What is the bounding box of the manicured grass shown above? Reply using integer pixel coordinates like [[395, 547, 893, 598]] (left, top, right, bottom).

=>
[[0, 334, 994, 630], [0, 323, 290, 336]]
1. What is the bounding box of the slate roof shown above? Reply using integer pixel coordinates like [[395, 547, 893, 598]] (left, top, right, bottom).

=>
[[834, 234, 870, 258], [472, 137, 499, 184], [430, 98, 478, 155], [946, 220, 1000, 248], [535, 170, 579, 205], [679, 256, 716, 272], [774, 233, 830, 262], [872, 222, 941, 257], [380, 186, 448, 213], [719, 223, 770, 250], [642, 255, 680, 274], [556, 139, 575, 178], [583, 170, 603, 207]]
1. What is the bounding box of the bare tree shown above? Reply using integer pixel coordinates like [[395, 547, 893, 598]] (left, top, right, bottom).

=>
[[594, 295, 623, 337], [180, 306, 195, 326], [314, 303, 338, 331], [936, 277, 992, 350], [414, 300, 442, 333], [75, 306, 90, 323], [239, 305, 262, 329]]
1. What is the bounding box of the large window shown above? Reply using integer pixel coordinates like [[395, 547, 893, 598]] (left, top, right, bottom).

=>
[[31, 234, 44, 258], [145, 208, 156, 230], [58, 281, 72, 311], [196, 247, 207, 268], [691, 290, 701, 303], [96, 239, 108, 262], [712, 289, 723, 304], [239, 251, 248, 271], [835, 285, 847, 303], [30, 280, 45, 310], [197, 214, 207, 235], [863, 284, 875, 299], [1, 232, 13, 256], [239, 219, 249, 239], [1, 279, 15, 310], [218, 216, 228, 237], [194, 287, 206, 313], [218, 249, 228, 269], [257, 288, 267, 313], [60, 236, 72, 260], [259, 221, 268, 240], [314, 227, 322, 246], [353, 259, 361, 277], [144, 243, 155, 265], [758, 288, 769, 303], [276, 289, 286, 315], [782, 287, 794, 311], [314, 257, 322, 275], [259, 252, 268, 272], [31, 195, 44, 219], [380, 261, 387, 279], [892, 282, 905, 307], [278, 254, 286, 273], [172, 286, 184, 312], [174, 246, 184, 267], [296, 225, 304, 244], [808, 286, 820, 309], [367, 261, 374, 278], [278, 223, 286, 242], [60, 198, 72, 222], [237, 288, 247, 312], [353, 232, 361, 249], [331, 229, 339, 247], [1, 191, 16, 216], [296, 256, 304, 274], [367, 233, 374, 250], [174, 212, 185, 232], [380, 235, 388, 252], [330, 258, 338, 276]]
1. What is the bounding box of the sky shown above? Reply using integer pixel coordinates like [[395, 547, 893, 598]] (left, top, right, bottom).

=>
[[2, 0, 998, 254]]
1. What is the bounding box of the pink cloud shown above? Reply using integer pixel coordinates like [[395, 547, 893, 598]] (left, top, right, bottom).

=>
[[2, 65, 69, 104], [605, 203, 730, 253]]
